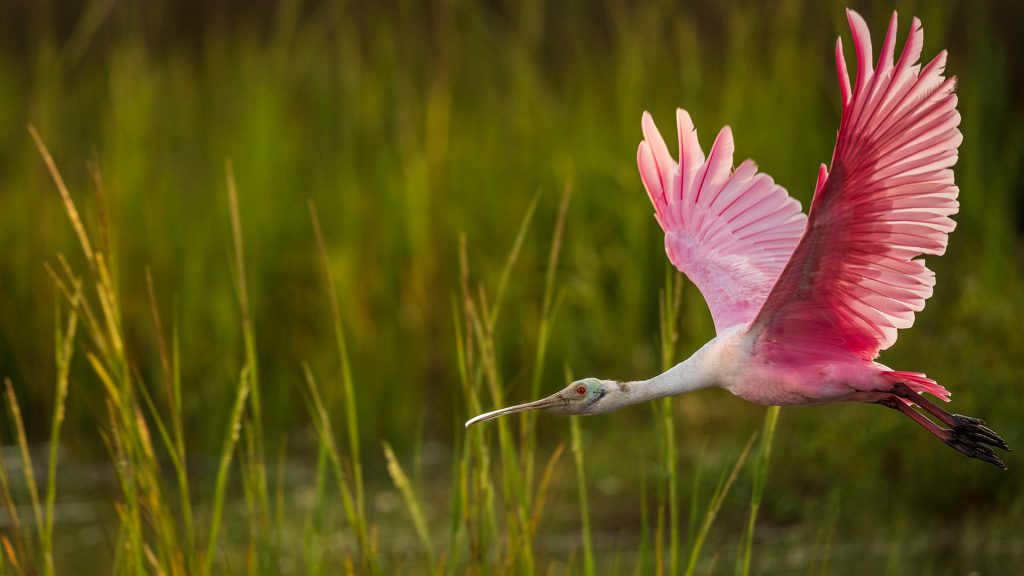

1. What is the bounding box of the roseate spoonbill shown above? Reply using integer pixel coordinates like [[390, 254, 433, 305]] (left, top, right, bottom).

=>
[[466, 10, 1010, 468]]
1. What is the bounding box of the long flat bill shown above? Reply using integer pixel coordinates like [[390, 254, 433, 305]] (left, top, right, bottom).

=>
[[465, 394, 565, 427]]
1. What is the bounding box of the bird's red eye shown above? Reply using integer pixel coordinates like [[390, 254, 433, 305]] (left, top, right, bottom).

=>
[[576, 385, 587, 395]]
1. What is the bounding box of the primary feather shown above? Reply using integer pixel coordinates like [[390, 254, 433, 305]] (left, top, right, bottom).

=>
[[638, 110, 806, 333], [750, 10, 961, 368]]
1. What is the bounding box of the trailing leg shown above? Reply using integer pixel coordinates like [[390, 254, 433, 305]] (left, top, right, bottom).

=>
[[891, 383, 1010, 452], [876, 393, 1009, 469]]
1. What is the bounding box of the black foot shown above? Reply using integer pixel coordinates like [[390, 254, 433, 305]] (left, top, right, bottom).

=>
[[947, 416, 1010, 469], [951, 415, 1011, 451]]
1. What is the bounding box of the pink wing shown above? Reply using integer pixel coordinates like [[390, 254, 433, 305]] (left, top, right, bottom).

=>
[[751, 10, 961, 364], [638, 110, 806, 333]]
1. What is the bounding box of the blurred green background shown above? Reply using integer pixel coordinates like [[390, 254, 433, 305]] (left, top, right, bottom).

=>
[[2, 0, 1023, 573]]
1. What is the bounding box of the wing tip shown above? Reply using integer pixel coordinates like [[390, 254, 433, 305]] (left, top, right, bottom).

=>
[[637, 140, 665, 211], [846, 9, 873, 94], [814, 164, 828, 197], [836, 37, 852, 108]]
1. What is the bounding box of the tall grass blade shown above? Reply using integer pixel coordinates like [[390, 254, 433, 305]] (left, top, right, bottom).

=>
[[302, 432, 331, 575], [203, 366, 251, 575], [740, 406, 780, 576], [658, 268, 685, 575], [42, 287, 81, 576], [0, 453, 26, 572], [566, 367, 595, 576], [570, 415, 595, 576], [146, 272, 198, 575], [27, 126, 95, 270], [225, 160, 276, 572], [300, 364, 378, 574], [684, 433, 756, 576], [523, 182, 571, 506], [2, 381, 44, 569], [528, 443, 565, 536], [382, 442, 435, 566], [0, 382, 30, 572], [460, 201, 547, 572], [2, 536, 21, 576], [308, 200, 365, 523], [488, 190, 540, 330]]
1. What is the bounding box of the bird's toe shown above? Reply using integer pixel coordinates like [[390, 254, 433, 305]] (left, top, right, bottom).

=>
[[946, 436, 1007, 469], [950, 417, 1010, 452], [951, 414, 985, 427]]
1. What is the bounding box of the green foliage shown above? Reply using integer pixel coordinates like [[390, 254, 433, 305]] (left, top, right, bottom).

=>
[[1, 0, 1022, 573]]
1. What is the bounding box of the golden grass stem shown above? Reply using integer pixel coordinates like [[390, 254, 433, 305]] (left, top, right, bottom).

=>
[[383, 443, 435, 566], [27, 125, 95, 270], [2, 381, 44, 569]]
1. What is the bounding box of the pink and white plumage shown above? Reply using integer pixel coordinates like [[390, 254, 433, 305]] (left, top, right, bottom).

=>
[[638, 111, 806, 334], [466, 10, 1009, 468]]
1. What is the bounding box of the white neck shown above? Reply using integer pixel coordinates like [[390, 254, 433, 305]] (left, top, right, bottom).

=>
[[598, 347, 718, 413], [638, 351, 716, 399]]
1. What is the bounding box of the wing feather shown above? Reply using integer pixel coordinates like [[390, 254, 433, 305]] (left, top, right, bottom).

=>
[[639, 110, 806, 333], [751, 10, 961, 363]]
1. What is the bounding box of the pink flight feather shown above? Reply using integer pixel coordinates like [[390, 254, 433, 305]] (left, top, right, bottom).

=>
[[751, 10, 961, 377], [638, 112, 806, 333]]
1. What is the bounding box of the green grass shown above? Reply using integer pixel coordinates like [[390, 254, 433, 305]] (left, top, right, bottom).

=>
[[2, 0, 1023, 573]]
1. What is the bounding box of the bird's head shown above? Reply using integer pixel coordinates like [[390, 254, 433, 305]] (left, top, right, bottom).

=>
[[465, 378, 621, 427]]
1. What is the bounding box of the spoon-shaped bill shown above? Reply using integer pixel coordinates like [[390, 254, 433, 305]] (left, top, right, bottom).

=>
[[464, 393, 566, 427]]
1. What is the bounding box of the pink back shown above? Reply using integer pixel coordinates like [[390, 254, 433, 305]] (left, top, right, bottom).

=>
[[638, 110, 806, 333], [752, 10, 961, 364]]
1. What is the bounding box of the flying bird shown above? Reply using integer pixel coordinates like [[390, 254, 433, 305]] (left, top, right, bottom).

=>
[[466, 9, 1010, 468]]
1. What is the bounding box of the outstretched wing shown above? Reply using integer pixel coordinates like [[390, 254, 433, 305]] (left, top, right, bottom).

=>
[[638, 110, 806, 334], [751, 10, 961, 364]]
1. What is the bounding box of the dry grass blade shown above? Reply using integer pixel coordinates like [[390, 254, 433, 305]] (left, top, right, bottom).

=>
[[2, 381, 44, 559], [2, 536, 24, 576], [94, 253, 125, 358], [528, 443, 565, 535], [226, 160, 252, 338], [86, 352, 122, 406], [382, 442, 435, 566], [45, 258, 110, 362], [27, 125, 95, 269], [86, 157, 113, 259], [0, 400, 28, 572]]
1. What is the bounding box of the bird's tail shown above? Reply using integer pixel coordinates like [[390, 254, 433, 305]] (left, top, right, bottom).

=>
[[881, 370, 951, 401]]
